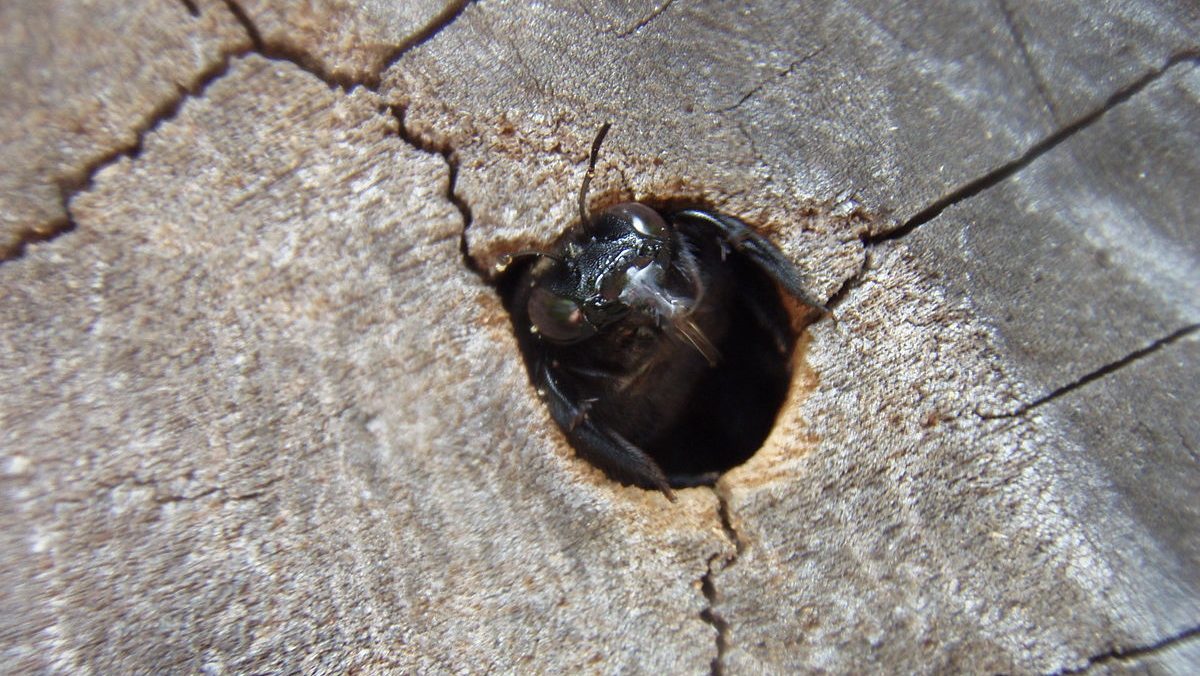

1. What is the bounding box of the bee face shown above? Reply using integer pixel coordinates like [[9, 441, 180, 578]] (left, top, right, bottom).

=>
[[498, 125, 824, 498], [524, 202, 676, 344]]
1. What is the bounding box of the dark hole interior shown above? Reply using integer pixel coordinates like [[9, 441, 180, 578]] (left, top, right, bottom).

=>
[[497, 205, 799, 490], [638, 252, 795, 480]]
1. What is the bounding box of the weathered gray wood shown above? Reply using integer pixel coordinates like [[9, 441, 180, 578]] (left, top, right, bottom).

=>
[[889, 72, 1200, 669], [388, 1, 1198, 284], [2, 0, 1198, 673], [908, 65, 1200, 401], [386, 3, 1200, 669], [997, 0, 1200, 124], [1, 55, 726, 672], [0, 0, 248, 257], [1100, 632, 1200, 675]]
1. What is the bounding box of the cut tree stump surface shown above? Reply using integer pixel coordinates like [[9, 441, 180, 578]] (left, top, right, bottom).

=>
[[0, 0, 249, 256], [1, 1, 1197, 673]]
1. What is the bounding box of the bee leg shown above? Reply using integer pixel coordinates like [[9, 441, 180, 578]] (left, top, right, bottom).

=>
[[572, 425, 677, 501], [538, 362, 676, 500], [672, 209, 827, 312]]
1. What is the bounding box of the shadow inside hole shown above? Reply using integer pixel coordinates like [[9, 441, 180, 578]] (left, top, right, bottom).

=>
[[497, 203, 801, 489], [642, 250, 794, 481]]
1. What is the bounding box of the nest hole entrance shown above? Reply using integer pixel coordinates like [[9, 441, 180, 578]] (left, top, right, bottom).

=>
[[496, 205, 804, 491]]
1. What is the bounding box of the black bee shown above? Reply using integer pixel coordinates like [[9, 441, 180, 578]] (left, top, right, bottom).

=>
[[500, 124, 824, 499]]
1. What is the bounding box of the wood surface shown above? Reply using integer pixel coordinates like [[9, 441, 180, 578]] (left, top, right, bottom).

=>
[[1, 1, 1197, 673]]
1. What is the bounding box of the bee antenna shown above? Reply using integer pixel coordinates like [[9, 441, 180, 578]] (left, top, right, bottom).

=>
[[577, 122, 611, 225]]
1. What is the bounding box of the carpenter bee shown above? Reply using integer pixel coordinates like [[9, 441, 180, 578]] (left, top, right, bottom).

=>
[[500, 124, 824, 499]]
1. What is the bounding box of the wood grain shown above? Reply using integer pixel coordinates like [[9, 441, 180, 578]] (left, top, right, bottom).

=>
[[1, 1, 1197, 672]]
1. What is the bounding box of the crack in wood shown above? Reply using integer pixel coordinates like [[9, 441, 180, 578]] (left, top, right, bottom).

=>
[[224, 0, 474, 90], [815, 57, 1200, 321], [698, 485, 744, 676], [822, 242, 871, 313], [980, 324, 1200, 420], [698, 555, 731, 676], [177, 0, 201, 18], [0, 209, 76, 262], [390, 106, 481, 278], [709, 46, 826, 115], [2, 0, 478, 267], [71, 472, 282, 507], [995, 0, 1058, 124], [0, 50, 247, 266], [377, 0, 474, 87], [615, 0, 677, 39], [1054, 623, 1200, 674], [221, 0, 262, 49], [222, 0, 363, 90], [871, 50, 1200, 244]]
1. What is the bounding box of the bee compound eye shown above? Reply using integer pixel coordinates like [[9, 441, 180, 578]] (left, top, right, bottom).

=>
[[605, 203, 669, 240], [528, 287, 595, 343]]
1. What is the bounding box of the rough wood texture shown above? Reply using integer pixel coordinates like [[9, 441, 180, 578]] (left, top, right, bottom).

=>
[[2, 1, 1197, 673], [1, 55, 724, 673], [0, 0, 248, 256], [235, 0, 465, 84]]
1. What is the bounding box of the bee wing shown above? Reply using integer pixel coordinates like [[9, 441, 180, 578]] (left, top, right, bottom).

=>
[[673, 209, 827, 312]]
